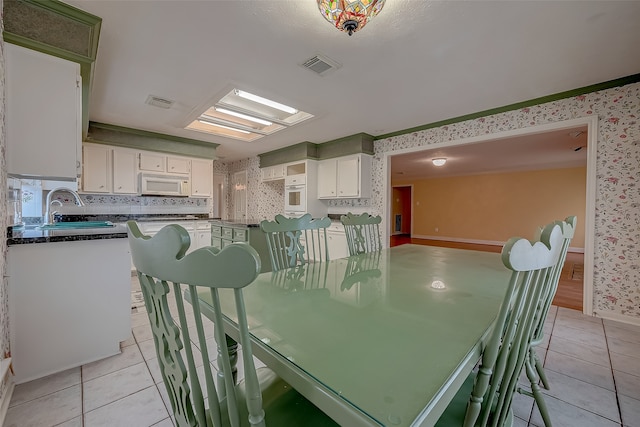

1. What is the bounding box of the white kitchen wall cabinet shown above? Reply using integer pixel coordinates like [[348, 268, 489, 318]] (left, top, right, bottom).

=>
[[138, 152, 166, 172], [82, 144, 111, 193], [261, 164, 286, 182], [6, 43, 81, 181], [112, 148, 138, 194], [191, 159, 213, 197], [317, 154, 372, 199], [167, 156, 191, 175]]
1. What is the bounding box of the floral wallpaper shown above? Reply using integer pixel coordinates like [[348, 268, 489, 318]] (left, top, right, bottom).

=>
[[368, 83, 639, 320], [1, 0, 11, 406]]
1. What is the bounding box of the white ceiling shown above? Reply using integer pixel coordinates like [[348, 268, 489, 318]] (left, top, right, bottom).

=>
[[66, 0, 640, 165]]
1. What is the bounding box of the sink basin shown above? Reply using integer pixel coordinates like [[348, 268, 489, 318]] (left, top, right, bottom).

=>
[[39, 221, 116, 229]]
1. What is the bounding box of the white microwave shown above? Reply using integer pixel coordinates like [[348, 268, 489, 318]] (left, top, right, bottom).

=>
[[139, 174, 191, 196]]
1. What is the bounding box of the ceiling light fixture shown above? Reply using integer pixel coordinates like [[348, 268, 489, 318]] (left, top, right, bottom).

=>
[[214, 107, 273, 126], [317, 0, 386, 36], [234, 90, 298, 115], [432, 158, 447, 167], [197, 119, 251, 134]]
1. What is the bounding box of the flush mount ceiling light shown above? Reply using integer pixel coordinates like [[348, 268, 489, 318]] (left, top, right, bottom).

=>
[[185, 88, 313, 142], [317, 0, 386, 36], [432, 158, 447, 167]]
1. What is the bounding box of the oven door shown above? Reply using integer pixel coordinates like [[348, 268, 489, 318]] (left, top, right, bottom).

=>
[[285, 184, 306, 214]]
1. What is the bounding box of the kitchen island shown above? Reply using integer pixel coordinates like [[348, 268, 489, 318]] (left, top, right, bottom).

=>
[[7, 224, 131, 384], [210, 219, 272, 272]]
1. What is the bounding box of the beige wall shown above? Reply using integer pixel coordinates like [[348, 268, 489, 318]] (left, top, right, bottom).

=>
[[394, 167, 586, 248]]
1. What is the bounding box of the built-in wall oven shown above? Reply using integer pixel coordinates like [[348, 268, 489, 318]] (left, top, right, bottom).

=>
[[284, 175, 306, 216]]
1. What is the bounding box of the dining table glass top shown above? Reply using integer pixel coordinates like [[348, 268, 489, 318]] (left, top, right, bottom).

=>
[[195, 244, 512, 426]]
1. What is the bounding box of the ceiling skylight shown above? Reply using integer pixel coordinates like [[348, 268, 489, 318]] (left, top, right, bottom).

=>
[[186, 89, 313, 142]]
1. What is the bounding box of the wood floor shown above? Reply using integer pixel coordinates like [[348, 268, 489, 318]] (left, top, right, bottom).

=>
[[389, 235, 584, 311]]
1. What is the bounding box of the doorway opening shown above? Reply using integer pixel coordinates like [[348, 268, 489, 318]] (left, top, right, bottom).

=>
[[384, 116, 597, 314]]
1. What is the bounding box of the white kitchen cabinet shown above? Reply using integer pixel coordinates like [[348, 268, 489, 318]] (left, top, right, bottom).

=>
[[261, 164, 286, 182], [167, 156, 191, 175], [82, 144, 111, 193], [195, 221, 212, 249], [191, 159, 213, 197], [113, 148, 138, 194], [327, 223, 349, 259], [8, 238, 131, 384], [138, 152, 166, 172], [317, 154, 372, 199], [6, 43, 81, 181]]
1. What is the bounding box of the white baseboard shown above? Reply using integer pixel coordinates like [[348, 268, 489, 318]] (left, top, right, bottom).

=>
[[594, 310, 640, 327], [410, 235, 584, 253]]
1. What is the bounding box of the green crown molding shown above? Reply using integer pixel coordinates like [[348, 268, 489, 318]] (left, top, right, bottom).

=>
[[3, 0, 102, 139], [375, 73, 640, 140], [86, 122, 219, 160], [258, 142, 318, 168], [316, 133, 374, 159]]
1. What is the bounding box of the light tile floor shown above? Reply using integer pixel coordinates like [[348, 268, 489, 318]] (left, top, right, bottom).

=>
[[5, 276, 640, 427]]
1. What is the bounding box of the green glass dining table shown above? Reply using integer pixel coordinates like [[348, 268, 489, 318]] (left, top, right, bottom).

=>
[[189, 244, 512, 426]]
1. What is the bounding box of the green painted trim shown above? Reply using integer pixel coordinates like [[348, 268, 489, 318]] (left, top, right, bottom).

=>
[[87, 122, 218, 159], [258, 142, 318, 168], [375, 73, 640, 140], [316, 133, 374, 159]]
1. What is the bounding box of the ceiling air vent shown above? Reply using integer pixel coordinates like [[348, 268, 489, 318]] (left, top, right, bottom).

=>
[[300, 54, 341, 76], [145, 95, 174, 109]]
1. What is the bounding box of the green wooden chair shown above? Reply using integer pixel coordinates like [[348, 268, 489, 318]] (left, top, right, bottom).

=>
[[260, 213, 331, 271], [518, 216, 577, 427], [435, 221, 565, 427], [127, 221, 338, 427], [340, 212, 382, 255]]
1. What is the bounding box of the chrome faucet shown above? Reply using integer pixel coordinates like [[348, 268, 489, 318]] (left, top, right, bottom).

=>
[[44, 187, 85, 225]]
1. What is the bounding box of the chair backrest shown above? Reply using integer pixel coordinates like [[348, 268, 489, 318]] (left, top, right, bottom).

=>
[[127, 221, 265, 427], [531, 216, 576, 343], [340, 212, 382, 255], [463, 221, 564, 427], [260, 213, 331, 271]]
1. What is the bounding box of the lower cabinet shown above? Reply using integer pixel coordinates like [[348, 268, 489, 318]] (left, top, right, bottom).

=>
[[211, 221, 272, 272]]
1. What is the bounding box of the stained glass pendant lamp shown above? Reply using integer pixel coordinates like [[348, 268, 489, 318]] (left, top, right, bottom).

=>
[[317, 0, 386, 36]]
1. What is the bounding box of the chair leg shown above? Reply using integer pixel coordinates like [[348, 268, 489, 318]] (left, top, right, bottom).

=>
[[525, 352, 553, 427], [533, 349, 550, 390]]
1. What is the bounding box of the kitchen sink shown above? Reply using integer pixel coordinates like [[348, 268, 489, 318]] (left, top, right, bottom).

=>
[[38, 221, 116, 229]]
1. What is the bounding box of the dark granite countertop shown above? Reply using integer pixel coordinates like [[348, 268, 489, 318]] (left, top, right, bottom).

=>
[[57, 214, 212, 223], [8, 223, 129, 246]]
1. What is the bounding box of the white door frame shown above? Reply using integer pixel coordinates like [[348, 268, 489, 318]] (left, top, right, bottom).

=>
[[382, 116, 598, 315]]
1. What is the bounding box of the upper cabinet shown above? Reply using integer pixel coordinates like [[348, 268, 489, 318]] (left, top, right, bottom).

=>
[[261, 164, 286, 182], [6, 43, 81, 181], [317, 154, 372, 199], [191, 159, 213, 197], [167, 156, 191, 175], [138, 152, 166, 172], [112, 149, 138, 194], [82, 144, 111, 193]]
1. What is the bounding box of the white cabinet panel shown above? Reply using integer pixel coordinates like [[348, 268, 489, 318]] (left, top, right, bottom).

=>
[[191, 159, 213, 197], [167, 156, 191, 175], [6, 44, 81, 181], [317, 154, 371, 199], [113, 149, 138, 194], [138, 152, 166, 172], [82, 144, 111, 193]]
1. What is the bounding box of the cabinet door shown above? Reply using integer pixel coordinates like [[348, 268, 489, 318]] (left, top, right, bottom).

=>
[[261, 167, 273, 182], [191, 159, 213, 196], [139, 152, 166, 172], [167, 156, 191, 175], [6, 44, 81, 180], [272, 165, 285, 180], [337, 156, 360, 197], [327, 231, 349, 259], [112, 149, 138, 194], [82, 144, 111, 193], [317, 160, 337, 198]]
